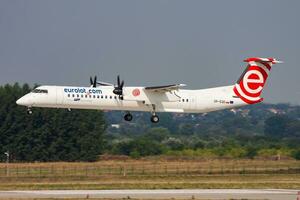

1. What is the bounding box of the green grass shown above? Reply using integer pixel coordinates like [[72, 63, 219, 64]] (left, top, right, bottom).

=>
[[0, 174, 299, 190]]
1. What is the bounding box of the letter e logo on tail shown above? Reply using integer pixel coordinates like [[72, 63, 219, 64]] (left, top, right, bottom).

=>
[[234, 57, 281, 104]]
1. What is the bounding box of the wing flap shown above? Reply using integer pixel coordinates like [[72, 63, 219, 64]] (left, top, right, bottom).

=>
[[145, 84, 186, 92], [96, 81, 114, 86]]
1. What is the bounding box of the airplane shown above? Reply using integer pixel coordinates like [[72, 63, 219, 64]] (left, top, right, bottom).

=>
[[16, 57, 282, 123]]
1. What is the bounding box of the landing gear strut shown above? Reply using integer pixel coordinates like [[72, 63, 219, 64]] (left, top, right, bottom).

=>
[[27, 107, 32, 115], [149, 104, 159, 123], [124, 112, 133, 121]]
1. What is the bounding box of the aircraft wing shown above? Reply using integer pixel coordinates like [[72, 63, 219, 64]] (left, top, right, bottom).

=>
[[144, 84, 186, 92], [96, 81, 114, 86]]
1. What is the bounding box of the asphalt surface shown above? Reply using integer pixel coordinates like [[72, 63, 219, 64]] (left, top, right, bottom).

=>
[[0, 189, 299, 200]]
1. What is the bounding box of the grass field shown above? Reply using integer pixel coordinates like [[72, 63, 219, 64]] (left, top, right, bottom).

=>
[[0, 159, 299, 190]]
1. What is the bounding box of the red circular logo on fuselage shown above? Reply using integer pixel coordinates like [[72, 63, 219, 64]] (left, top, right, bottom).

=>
[[132, 88, 140, 97]]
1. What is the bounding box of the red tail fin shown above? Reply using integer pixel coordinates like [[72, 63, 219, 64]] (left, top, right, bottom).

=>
[[233, 57, 282, 104]]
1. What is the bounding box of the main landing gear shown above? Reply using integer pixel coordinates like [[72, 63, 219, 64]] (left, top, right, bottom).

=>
[[27, 107, 32, 115], [150, 114, 159, 123], [149, 104, 159, 123], [123, 111, 159, 123], [124, 112, 133, 121]]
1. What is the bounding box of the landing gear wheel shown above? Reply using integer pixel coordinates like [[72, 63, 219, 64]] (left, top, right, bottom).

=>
[[150, 115, 159, 123], [27, 108, 32, 115], [124, 113, 133, 121]]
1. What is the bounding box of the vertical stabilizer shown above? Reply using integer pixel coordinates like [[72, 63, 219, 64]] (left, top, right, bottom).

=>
[[233, 57, 282, 104]]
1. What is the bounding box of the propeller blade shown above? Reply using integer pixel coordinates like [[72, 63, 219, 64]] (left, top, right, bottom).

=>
[[113, 75, 124, 98], [93, 76, 97, 87], [117, 75, 120, 86], [90, 76, 93, 86]]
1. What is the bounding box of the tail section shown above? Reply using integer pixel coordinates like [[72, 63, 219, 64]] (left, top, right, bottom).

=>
[[233, 57, 282, 104]]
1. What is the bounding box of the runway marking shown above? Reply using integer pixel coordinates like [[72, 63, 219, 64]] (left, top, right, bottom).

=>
[[6, 189, 297, 194], [1, 189, 299, 200]]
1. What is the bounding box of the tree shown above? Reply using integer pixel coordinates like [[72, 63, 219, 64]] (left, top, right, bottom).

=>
[[264, 115, 291, 138], [178, 123, 194, 135], [145, 127, 170, 141], [113, 138, 166, 157], [245, 146, 258, 159], [0, 84, 106, 162], [162, 137, 184, 150], [286, 120, 300, 137], [292, 149, 300, 160]]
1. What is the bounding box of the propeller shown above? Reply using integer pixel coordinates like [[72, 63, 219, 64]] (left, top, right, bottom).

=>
[[90, 76, 97, 88], [113, 75, 124, 99]]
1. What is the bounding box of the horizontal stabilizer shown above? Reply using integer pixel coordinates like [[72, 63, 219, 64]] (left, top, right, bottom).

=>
[[244, 57, 283, 64]]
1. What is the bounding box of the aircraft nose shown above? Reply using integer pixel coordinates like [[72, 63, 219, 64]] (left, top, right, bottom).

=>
[[16, 97, 25, 105], [16, 96, 31, 106]]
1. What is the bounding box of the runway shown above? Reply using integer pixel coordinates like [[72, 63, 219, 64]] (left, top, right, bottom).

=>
[[0, 189, 299, 200]]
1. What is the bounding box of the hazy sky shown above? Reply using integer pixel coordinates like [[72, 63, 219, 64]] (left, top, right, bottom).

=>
[[0, 0, 299, 104]]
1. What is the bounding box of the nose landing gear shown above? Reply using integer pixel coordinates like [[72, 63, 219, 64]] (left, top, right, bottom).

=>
[[27, 107, 32, 115]]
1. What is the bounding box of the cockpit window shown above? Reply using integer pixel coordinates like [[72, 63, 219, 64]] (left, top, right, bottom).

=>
[[32, 89, 48, 94]]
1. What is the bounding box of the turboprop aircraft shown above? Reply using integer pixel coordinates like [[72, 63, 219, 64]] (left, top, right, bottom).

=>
[[16, 57, 282, 123]]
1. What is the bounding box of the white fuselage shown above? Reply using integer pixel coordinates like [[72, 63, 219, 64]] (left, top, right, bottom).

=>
[[17, 85, 246, 113], [16, 57, 281, 121]]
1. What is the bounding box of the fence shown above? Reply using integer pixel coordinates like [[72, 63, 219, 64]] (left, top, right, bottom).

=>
[[0, 161, 299, 178]]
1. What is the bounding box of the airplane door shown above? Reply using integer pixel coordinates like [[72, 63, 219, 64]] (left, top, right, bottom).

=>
[[56, 87, 63, 106], [196, 96, 204, 110], [189, 97, 197, 111]]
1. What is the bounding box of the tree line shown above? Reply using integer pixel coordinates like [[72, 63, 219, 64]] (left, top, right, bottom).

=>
[[105, 100, 300, 160], [0, 83, 106, 162]]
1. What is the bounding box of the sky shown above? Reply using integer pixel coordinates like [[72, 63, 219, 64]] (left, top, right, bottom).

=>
[[0, 0, 299, 104]]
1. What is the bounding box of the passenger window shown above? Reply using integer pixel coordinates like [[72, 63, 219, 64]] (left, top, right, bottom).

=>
[[114, 96, 117, 99], [68, 94, 70, 97], [101, 95, 103, 99], [89, 95, 92, 98], [186, 99, 189, 102], [72, 94, 75, 97], [110, 96, 112, 99], [97, 95, 100, 98], [77, 94, 79, 98], [93, 95, 96, 98], [105, 95, 107, 99], [81, 94, 83, 98], [182, 99, 185, 102], [85, 95, 87, 98]]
